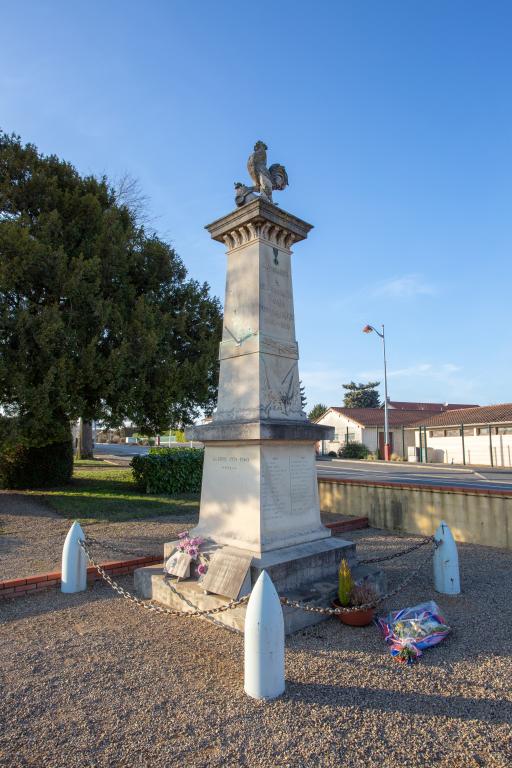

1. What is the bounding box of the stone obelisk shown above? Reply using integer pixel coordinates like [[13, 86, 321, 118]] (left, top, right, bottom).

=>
[[137, 143, 361, 633], [188, 198, 335, 555], [187, 141, 339, 562]]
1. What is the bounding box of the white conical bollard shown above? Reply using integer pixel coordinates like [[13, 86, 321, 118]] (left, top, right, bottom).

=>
[[433, 521, 460, 595], [244, 570, 285, 700], [61, 521, 87, 593]]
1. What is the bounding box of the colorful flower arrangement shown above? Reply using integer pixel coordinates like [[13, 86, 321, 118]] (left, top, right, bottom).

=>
[[177, 531, 209, 576]]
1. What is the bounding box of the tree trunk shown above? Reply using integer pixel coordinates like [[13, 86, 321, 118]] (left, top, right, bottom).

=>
[[76, 418, 94, 460]]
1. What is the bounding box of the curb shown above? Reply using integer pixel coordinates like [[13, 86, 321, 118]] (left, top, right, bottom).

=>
[[322, 458, 475, 474], [0, 554, 161, 600], [318, 476, 512, 497]]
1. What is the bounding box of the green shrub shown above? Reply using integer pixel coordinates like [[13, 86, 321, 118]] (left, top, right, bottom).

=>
[[0, 439, 73, 489], [337, 441, 370, 460], [131, 448, 204, 494]]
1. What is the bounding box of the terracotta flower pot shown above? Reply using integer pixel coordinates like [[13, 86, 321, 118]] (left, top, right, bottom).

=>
[[331, 598, 376, 627]]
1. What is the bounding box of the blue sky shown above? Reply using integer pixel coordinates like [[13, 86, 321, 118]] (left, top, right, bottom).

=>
[[2, 1, 511, 409]]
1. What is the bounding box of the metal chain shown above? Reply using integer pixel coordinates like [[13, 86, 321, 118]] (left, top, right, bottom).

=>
[[79, 536, 436, 619], [82, 532, 153, 559], [162, 576, 243, 633], [79, 539, 249, 617], [358, 535, 436, 565], [280, 543, 434, 614]]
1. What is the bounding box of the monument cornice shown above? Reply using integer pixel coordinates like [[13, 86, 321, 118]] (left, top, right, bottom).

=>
[[206, 199, 313, 251], [187, 419, 333, 443]]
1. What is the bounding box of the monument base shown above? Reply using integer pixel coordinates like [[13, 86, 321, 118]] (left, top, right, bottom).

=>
[[134, 538, 387, 634]]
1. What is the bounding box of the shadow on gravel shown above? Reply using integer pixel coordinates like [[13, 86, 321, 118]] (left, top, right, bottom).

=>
[[0, 580, 120, 623], [286, 681, 512, 724]]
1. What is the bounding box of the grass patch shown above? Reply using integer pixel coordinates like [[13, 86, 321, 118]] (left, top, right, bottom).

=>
[[73, 458, 108, 467], [26, 467, 199, 523]]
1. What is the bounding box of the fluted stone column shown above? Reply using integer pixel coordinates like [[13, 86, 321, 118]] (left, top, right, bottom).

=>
[[187, 199, 334, 555]]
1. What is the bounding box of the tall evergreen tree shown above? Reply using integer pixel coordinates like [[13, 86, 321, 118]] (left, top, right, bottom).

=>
[[0, 132, 222, 456], [299, 379, 307, 411], [308, 403, 328, 421], [342, 381, 381, 408]]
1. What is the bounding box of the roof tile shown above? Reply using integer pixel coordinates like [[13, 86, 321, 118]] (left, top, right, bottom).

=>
[[407, 404, 512, 428]]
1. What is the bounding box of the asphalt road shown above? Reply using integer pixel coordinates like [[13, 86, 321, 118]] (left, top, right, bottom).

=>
[[317, 458, 512, 491], [94, 443, 512, 491]]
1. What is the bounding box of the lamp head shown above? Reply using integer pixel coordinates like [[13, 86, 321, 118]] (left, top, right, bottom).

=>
[[362, 325, 373, 334]]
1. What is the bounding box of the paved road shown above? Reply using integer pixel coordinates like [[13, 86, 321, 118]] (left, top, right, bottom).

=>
[[94, 444, 150, 459], [94, 443, 512, 491], [317, 458, 512, 491]]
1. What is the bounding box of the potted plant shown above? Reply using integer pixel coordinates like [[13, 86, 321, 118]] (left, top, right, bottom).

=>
[[332, 558, 378, 626]]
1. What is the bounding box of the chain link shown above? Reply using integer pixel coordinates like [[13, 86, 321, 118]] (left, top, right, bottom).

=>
[[81, 532, 153, 559], [358, 535, 436, 565], [79, 539, 249, 617], [79, 535, 437, 619], [280, 543, 434, 614]]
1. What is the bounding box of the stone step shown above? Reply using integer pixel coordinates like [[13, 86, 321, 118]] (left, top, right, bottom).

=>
[[325, 516, 369, 533], [134, 556, 386, 635]]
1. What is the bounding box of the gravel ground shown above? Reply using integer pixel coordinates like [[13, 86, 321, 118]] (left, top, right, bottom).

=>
[[0, 492, 197, 579], [1, 528, 511, 767]]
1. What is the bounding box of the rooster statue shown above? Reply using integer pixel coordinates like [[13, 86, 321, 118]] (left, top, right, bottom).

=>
[[234, 141, 289, 207]]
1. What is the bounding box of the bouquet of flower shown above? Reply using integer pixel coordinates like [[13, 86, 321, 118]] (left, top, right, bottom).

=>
[[377, 601, 451, 664], [177, 531, 208, 576]]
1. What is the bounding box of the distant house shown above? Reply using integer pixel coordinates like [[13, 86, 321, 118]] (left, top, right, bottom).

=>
[[407, 404, 512, 467], [314, 401, 478, 458]]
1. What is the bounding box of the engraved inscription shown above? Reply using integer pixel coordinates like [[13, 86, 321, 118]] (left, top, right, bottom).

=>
[[290, 455, 314, 515], [212, 455, 250, 471], [201, 548, 253, 599], [261, 454, 290, 520]]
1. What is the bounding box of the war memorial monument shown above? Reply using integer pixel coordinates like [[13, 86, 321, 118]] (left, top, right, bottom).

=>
[[135, 142, 376, 632]]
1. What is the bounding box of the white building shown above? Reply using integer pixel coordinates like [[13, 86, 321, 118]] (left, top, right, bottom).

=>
[[407, 404, 512, 467], [314, 407, 429, 458], [314, 401, 478, 459]]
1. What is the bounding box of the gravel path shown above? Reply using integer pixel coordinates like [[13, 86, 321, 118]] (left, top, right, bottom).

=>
[[0, 492, 197, 579], [1, 530, 511, 767]]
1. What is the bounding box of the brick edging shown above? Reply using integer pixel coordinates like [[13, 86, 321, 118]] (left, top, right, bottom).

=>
[[325, 516, 369, 533], [0, 555, 161, 600], [318, 476, 512, 498]]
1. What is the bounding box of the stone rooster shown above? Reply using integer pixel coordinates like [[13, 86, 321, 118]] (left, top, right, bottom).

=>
[[235, 141, 289, 207]]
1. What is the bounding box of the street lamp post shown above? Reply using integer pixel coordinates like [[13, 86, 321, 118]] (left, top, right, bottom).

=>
[[363, 323, 390, 461]]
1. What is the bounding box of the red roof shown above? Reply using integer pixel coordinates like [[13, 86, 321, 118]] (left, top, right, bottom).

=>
[[328, 407, 440, 428], [407, 404, 512, 428], [387, 400, 478, 412]]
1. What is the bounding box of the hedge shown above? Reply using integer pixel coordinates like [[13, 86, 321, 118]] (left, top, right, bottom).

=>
[[0, 439, 74, 489], [131, 448, 204, 494], [337, 441, 370, 460]]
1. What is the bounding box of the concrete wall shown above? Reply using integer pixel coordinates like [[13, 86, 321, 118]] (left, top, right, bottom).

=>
[[413, 430, 512, 467], [319, 478, 512, 549]]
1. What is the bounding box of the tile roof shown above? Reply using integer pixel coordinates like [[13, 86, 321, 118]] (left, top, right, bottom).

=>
[[387, 401, 479, 412], [328, 408, 440, 427], [407, 403, 512, 428]]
